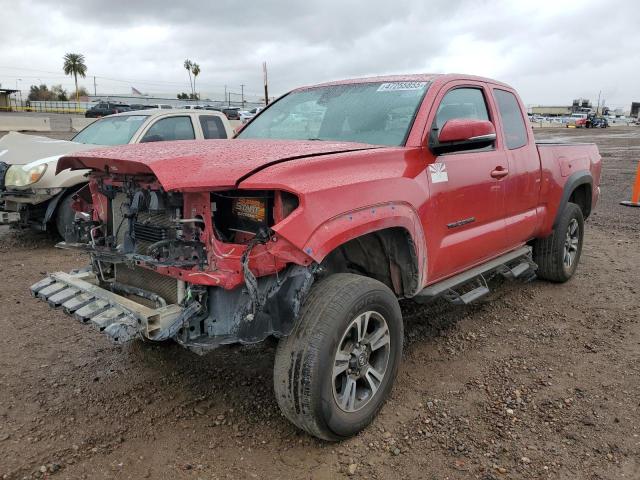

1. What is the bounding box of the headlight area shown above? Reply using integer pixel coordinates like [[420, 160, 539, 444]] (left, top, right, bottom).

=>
[[69, 184, 307, 290], [4, 164, 47, 188], [212, 189, 299, 244]]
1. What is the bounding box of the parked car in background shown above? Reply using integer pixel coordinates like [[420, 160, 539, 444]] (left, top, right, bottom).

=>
[[221, 107, 241, 120], [587, 115, 608, 128], [181, 105, 205, 110], [32, 74, 600, 441], [129, 104, 153, 111], [0, 109, 233, 238], [568, 112, 588, 128], [85, 102, 132, 118], [240, 106, 264, 123]]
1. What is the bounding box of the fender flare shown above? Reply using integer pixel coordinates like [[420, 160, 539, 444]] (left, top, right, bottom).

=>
[[300, 202, 427, 295], [43, 189, 67, 225], [553, 171, 593, 228]]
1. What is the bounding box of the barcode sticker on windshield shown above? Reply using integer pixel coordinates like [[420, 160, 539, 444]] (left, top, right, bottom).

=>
[[377, 82, 427, 92]]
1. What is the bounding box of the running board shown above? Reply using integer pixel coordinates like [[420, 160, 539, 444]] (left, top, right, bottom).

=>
[[415, 246, 535, 303], [453, 285, 490, 305]]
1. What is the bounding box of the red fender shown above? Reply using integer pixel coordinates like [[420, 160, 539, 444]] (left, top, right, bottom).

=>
[[290, 202, 427, 294]]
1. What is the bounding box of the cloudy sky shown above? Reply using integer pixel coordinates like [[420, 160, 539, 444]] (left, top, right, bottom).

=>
[[0, 0, 637, 108]]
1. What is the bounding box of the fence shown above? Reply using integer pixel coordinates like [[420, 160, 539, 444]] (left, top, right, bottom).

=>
[[0, 98, 89, 114], [0, 97, 266, 113]]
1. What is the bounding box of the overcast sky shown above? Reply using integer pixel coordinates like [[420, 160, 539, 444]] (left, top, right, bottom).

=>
[[0, 0, 637, 108]]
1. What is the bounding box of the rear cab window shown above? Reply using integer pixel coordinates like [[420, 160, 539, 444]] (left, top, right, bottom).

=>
[[493, 89, 528, 149], [141, 116, 195, 142], [199, 115, 228, 139]]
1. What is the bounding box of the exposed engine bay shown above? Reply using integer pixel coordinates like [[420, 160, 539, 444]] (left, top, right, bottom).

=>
[[37, 173, 314, 354]]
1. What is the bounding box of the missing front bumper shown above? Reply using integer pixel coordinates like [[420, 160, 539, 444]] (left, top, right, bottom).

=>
[[30, 270, 184, 343]]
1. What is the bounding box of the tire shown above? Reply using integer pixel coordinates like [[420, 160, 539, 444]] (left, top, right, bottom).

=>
[[534, 202, 584, 282], [273, 273, 403, 441], [55, 193, 77, 242]]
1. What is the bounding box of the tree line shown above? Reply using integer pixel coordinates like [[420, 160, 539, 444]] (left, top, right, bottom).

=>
[[24, 53, 206, 102]]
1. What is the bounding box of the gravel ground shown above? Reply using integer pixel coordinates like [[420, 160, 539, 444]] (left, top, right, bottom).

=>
[[0, 127, 639, 479]]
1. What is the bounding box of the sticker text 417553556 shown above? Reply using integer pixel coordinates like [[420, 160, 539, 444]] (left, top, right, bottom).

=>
[[377, 82, 427, 92]]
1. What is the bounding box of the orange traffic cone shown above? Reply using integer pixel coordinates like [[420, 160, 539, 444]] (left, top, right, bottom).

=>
[[621, 161, 640, 207]]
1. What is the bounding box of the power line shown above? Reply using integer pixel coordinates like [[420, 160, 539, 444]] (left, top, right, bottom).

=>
[[0, 64, 240, 90], [0, 64, 267, 97]]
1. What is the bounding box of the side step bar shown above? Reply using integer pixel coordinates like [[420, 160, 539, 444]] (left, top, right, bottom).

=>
[[415, 246, 536, 304]]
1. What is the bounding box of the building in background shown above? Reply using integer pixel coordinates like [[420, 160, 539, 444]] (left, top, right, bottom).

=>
[[631, 102, 640, 118], [0, 88, 19, 111], [530, 105, 572, 117], [530, 98, 612, 118], [572, 98, 592, 113]]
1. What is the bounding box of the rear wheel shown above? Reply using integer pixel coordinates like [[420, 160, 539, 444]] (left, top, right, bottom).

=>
[[273, 273, 403, 441], [534, 202, 584, 282]]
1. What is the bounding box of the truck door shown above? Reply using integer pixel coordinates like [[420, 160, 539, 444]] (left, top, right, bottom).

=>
[[492, 88, 541, 244], [423, 85, 510, 282]]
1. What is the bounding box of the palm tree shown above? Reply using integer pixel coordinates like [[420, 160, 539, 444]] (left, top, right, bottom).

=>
[[62, 53, 87, 101], [184, 59, 193, 98], [191, 63, 200, 100]]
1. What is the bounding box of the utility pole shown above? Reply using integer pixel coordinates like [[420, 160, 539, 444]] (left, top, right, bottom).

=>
[[16, 79, 22, 107], [596, 90, 601, 116], [93, 76, 97, 96], [224, 85, 227, 105], [240, 84, 245, 107], [263, 61, 269, 105]]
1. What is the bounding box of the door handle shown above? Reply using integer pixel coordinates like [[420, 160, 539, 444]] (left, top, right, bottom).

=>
[[491, 167, 509, 179]]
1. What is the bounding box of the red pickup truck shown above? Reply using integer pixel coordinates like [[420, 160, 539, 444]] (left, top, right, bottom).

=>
[[31, 74, 601, 441]]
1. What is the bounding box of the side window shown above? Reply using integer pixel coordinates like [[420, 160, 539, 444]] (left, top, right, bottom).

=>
[[199, 115, 227, 139], [141, 116, 195, 142], [434, 88, 490, 130], [494, 89, 528, 150]]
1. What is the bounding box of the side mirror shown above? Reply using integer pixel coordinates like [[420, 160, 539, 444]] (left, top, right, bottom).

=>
[[432, 119, 496, 154]]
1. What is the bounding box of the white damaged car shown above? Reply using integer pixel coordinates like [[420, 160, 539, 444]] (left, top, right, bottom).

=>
[[0, 109, 233, 239]]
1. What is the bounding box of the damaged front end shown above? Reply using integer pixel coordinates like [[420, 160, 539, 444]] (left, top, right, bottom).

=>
[[31, 172, 315, 354]]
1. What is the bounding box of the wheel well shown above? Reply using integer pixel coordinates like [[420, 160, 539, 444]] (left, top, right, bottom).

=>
[[569, 183, 592, 219], [319, 227, 419, 297], [44, 184, 88, 226]]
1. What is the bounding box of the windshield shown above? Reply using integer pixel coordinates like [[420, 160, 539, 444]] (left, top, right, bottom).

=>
[[238, 81, 429, 146], [72, 115, 148, 145]]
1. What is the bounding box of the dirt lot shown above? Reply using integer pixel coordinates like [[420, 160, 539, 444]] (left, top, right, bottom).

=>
[[1, 128, 639, 479]]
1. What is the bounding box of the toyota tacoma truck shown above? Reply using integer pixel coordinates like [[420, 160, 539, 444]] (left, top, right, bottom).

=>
[[30, 74, 601, 441]]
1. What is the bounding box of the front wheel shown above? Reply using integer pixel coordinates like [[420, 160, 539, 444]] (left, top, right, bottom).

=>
[[273, 273, 403, 441], [534, 202, 584, 282], [55, 193, 78, 242]]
